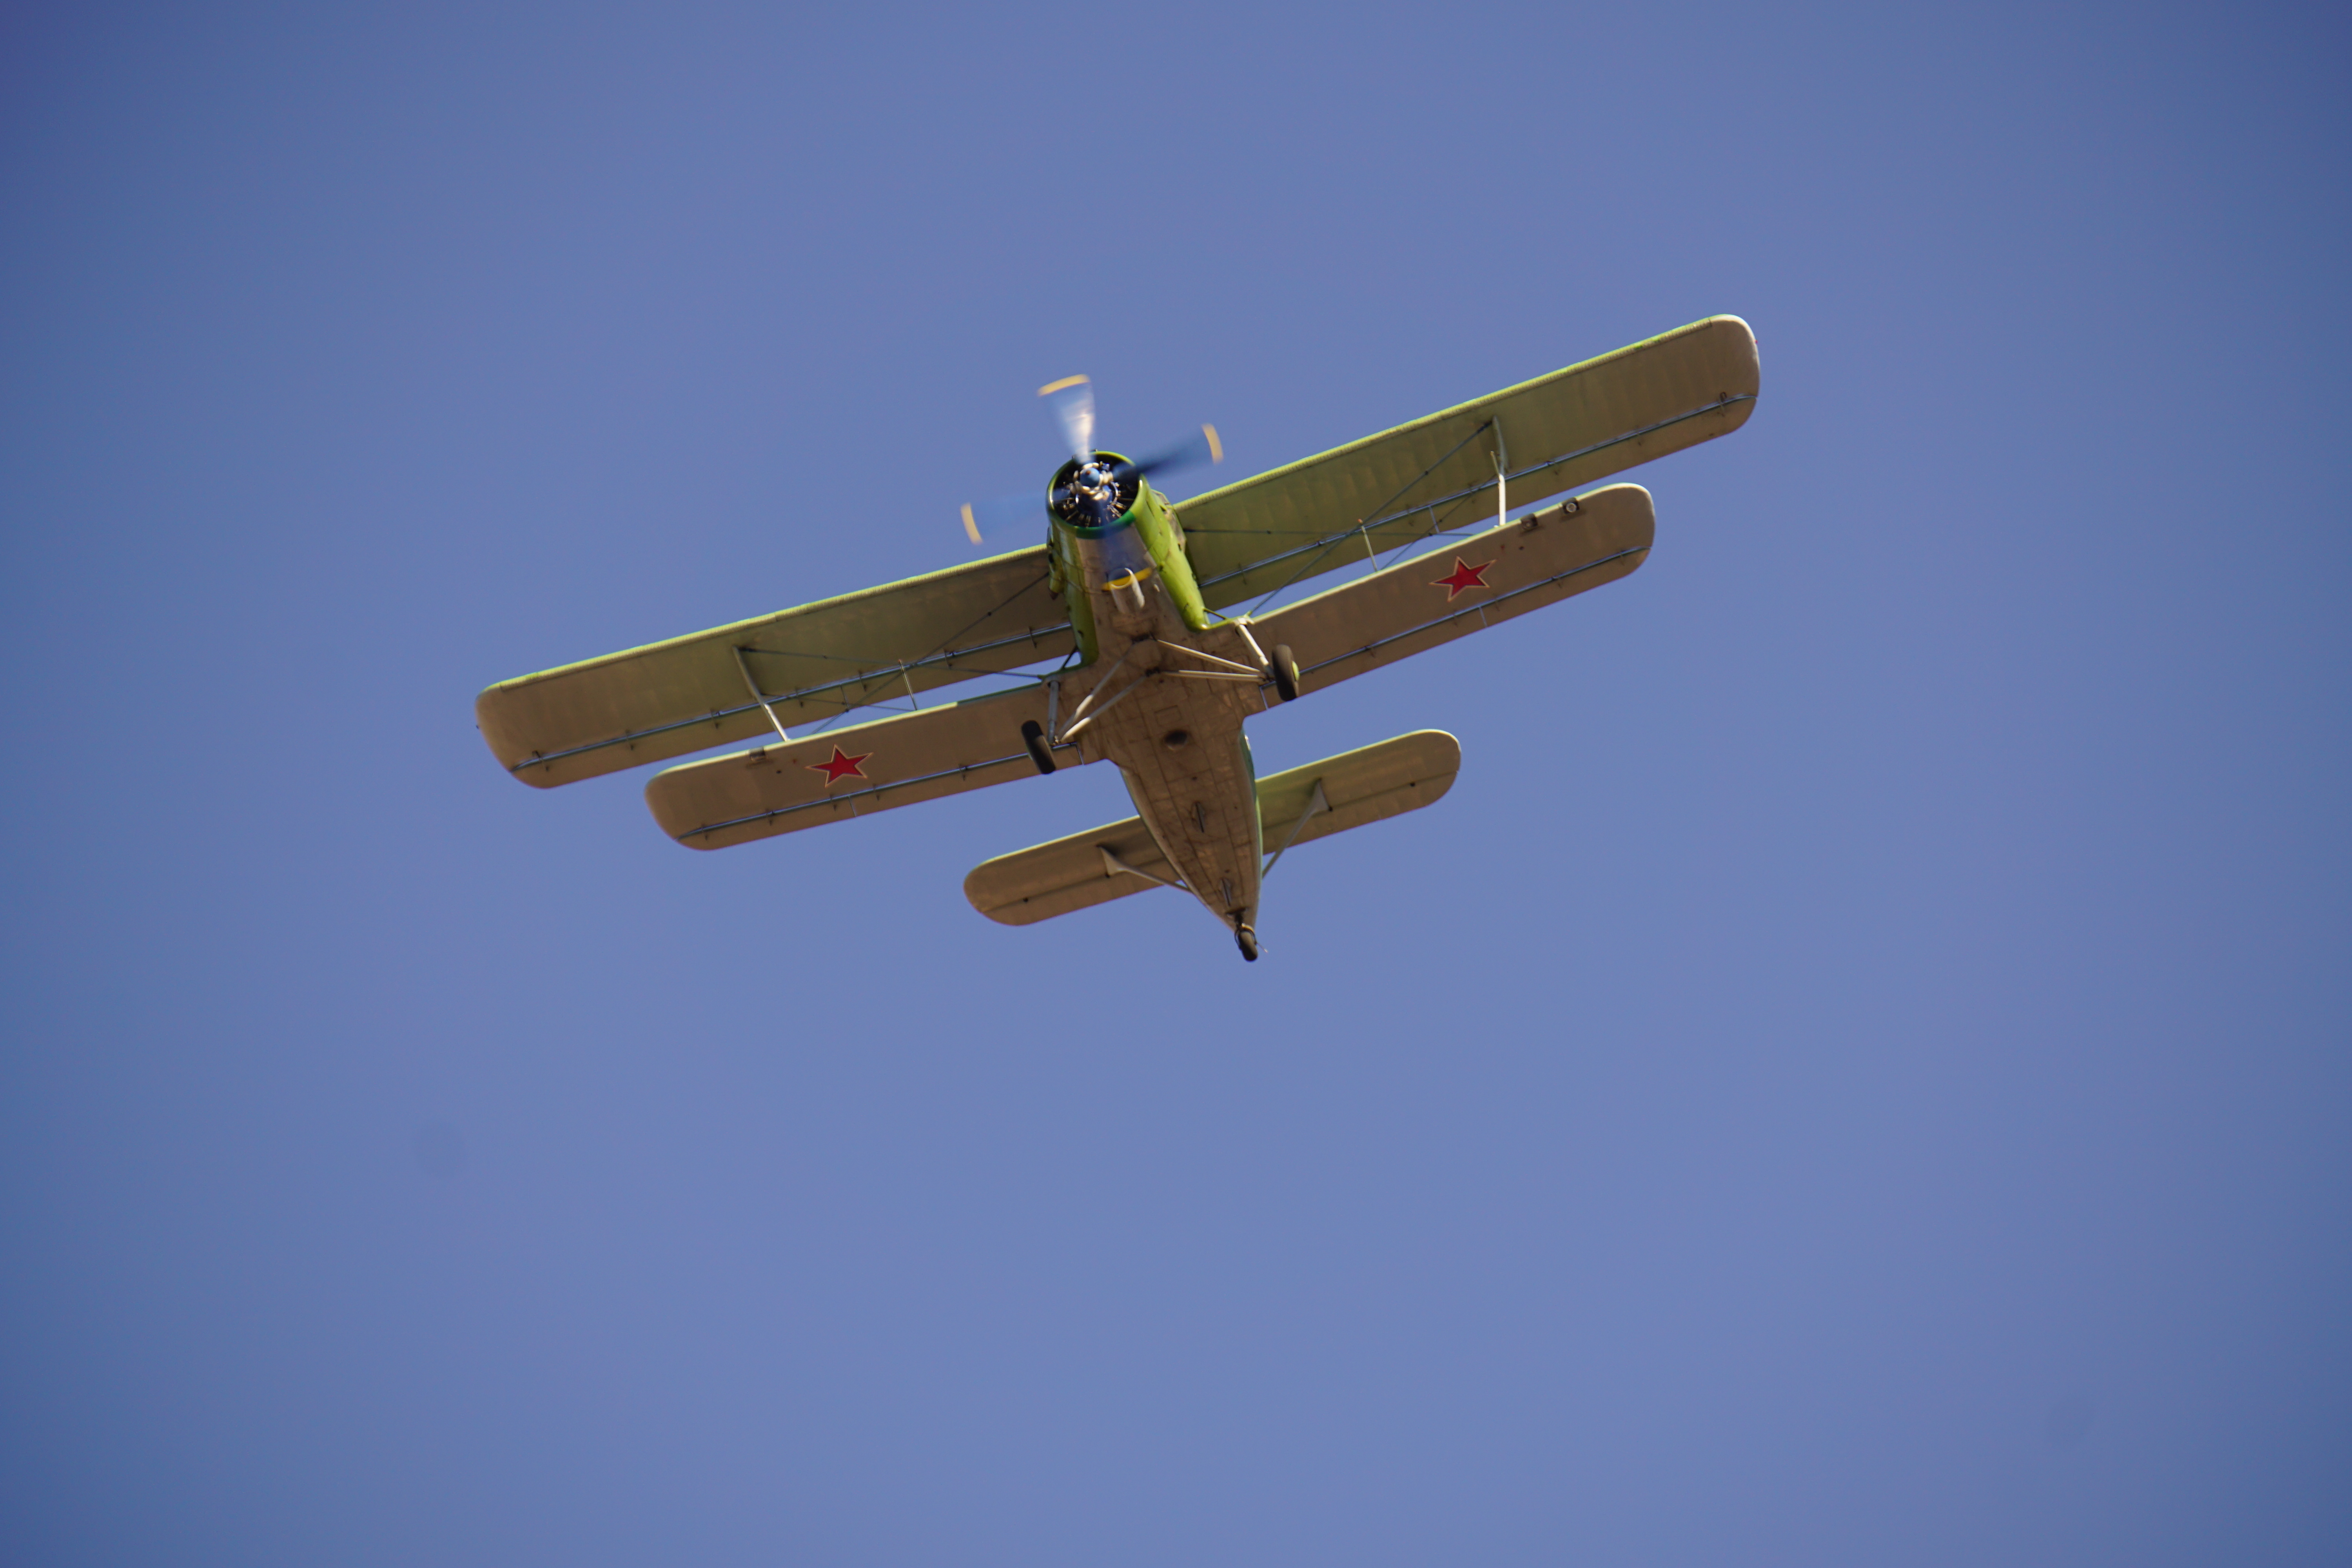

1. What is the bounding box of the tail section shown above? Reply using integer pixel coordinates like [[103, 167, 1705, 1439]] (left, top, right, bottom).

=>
[[964, 730, 1460, 926]]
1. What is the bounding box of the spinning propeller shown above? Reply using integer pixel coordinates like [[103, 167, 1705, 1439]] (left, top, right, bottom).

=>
[[961, 376, 1222, 544]]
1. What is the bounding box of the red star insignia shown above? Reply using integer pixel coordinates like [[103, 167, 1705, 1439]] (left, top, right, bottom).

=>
[[808, 746, 871, 785], [1433, 556, 1493, 600]]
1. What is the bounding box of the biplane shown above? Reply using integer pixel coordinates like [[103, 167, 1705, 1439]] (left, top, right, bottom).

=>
[[475, 316, 1759, 959]]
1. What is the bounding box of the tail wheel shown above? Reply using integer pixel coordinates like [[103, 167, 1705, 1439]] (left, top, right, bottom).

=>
[[1235, 924, 1260, 962], [1020, 719, 1056, 775], [1270, 645, 1301, 704]]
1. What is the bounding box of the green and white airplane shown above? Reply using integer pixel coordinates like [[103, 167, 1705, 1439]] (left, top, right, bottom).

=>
[[475, 316, 1759, 959]]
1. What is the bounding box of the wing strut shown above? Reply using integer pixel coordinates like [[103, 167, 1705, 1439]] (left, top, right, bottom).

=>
[[1101, 845, 1186, 890], [1493, 415, 1508, 530], [1262, 779, 1330, 878], [732, 647, 792, 745]]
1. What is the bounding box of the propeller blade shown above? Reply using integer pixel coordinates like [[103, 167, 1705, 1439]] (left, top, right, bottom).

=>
[[965, 376, 1222, 545], [1038, 374, 1094, 462], [1120, 424, 1223, 482], [958, 490, 1051, 546]]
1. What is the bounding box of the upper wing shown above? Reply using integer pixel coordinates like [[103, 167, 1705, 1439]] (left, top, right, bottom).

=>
[[477, 548, 1071, 787], [479, 316, 1749, 789], [1249, 483, 1655, 691], [643, 682, 1073, 850], [1178, 314, 1754, 610]]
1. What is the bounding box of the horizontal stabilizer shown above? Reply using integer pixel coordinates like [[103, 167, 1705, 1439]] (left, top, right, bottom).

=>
[[645, 683, 1073, 850], [964, 730, 1461, 926]]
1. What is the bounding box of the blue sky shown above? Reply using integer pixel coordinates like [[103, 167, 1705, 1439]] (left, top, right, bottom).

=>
[[3, 3, 2347, 1563]]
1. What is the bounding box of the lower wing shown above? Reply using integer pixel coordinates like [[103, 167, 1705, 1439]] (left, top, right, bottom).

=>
[[643, 683, 1071, 850], [1248, 482, 1654, 690]]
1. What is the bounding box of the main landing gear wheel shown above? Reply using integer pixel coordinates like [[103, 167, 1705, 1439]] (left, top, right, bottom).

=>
[[1020, 719, 1056, 775], [1270, 645, 1300, 704], [1235, 924, 1260, 962]]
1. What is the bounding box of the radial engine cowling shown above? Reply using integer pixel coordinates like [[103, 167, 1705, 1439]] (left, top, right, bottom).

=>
[[1048, 452, 1142, 533]]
